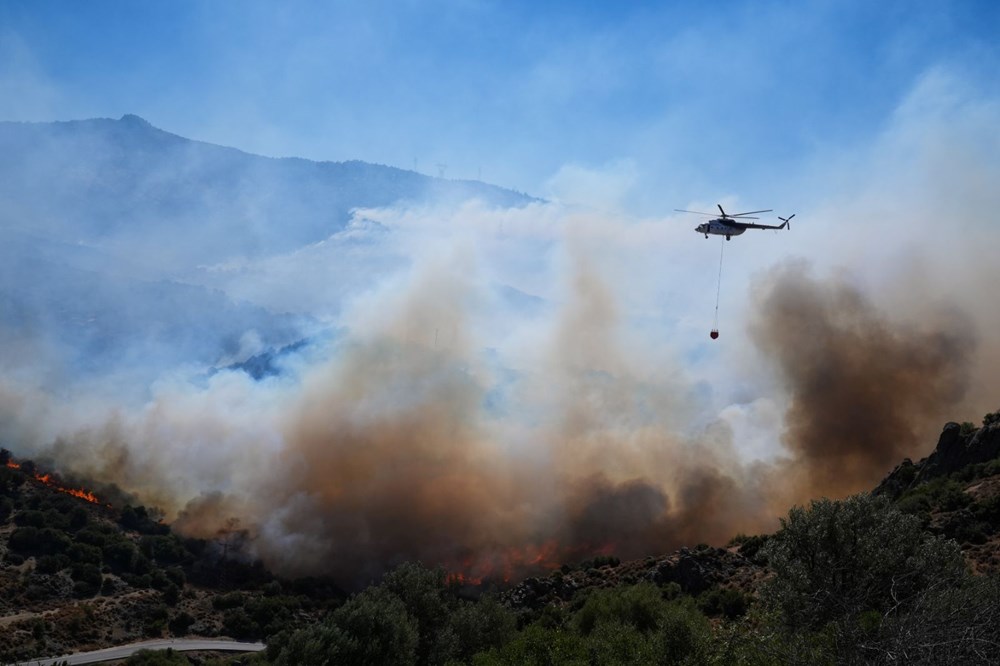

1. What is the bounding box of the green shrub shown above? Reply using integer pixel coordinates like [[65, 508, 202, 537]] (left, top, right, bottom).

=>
[[472, 625, 587, 666], [587, 621, 657, 664], [761, 494, 966, 630], [36, 554, 69, 574], [656, 599, 711, 663], [574, 583, 669, 636], [212, 591, 245, 610], [68, 542, 103, 566], [103, 539, 138, 572], [222, 608, 260, 639], [269, 586, 419, 666], [74, 527, 109, 548], [10, 526, 72, 555], [14, 510, 49, 528], [938, 482, 973, 511], [445, 595, 516, 664], [380, 562, 452, 665], [68, 507, 89, 530], [168, 612, 195, 636], [698, 587, 750, 619], [140, 535, 188, 565], [161, 583, 181, 606]]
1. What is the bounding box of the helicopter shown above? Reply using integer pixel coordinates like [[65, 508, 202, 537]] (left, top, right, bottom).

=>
[[675, 205, 795, 240]]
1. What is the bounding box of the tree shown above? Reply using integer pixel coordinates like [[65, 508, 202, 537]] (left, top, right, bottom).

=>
[[761, 493, 966, 630], [867, 574, 1000, 664], [269, 586, 419, 666]]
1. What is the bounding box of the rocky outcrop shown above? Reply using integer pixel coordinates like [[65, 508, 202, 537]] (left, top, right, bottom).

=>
[[919, 421, 1000, 479], [873, 420, 1000, 499]]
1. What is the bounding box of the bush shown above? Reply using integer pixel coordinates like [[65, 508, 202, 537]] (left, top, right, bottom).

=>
[[871, 574, 1000, 663], [72, 562, 103, 587], [656, 599, 711, 664], [36, 554, 70, 574], [102, 539, 138, 572], [73, 579, 101, 598], [222, 608, 260, 640], [472, 625, 587, 666], [761, 494, 966, 630], [143, 605, 169, 637], [9, 526, 72, 555], [169, 612, 195, 636], [161, 583, 181, 606], [698, 587, 750, 620], [244, 595, 302, 637], [587, 621, 657, 664], [730, 533, 770, 561], [269, 586, 419, 666], [74, 527, 109, 548], [140, 535, 188, 566], [68, 507, 89, 530], [380, 562, 452, 664], [574, 583, 667, 636], [445, 595, 516, 664], [211, 591, 245, 610], [14, 510, 49, 528], [68, 542, 103, 566]]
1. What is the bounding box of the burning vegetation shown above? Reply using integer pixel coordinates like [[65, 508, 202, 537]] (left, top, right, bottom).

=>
[[3, 454, 106, 506]]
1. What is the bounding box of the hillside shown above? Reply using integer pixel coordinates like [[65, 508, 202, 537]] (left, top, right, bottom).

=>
[[0, 115, 535, 266], [0, 115, 538, 382], [4, 412, 1000, 664], [0, 450, 343, 664]]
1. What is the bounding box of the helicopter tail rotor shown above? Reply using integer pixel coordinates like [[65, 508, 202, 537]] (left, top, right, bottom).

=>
[[778, 213, 796, 229]]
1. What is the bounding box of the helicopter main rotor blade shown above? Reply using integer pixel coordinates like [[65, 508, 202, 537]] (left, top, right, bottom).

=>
[[717, 204, 727, 216], [729, 209, 773, 217], [674, 209, 717, 217]]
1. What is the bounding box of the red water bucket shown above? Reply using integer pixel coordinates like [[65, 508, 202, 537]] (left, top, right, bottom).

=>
[[710, 329, 719, 340]]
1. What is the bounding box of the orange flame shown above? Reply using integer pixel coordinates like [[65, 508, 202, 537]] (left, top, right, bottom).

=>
[[5, 460, 105, 505], [446, 540, 577, 586]]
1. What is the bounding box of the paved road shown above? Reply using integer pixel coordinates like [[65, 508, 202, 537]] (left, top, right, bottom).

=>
[[7, 638, 266, 665]]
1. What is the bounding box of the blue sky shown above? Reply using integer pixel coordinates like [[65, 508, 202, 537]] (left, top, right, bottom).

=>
[[1, 0, 997, 206]]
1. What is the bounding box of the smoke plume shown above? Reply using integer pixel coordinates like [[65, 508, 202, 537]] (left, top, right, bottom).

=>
[[3, 70, 999, 586], [750, 262, 974, 500]]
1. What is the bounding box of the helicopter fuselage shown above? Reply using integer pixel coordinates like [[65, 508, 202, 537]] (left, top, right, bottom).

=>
[[696, 219, 746, 239]]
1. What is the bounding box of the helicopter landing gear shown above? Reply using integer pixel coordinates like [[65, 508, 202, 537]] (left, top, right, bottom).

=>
[[725, 235, 731, 240]]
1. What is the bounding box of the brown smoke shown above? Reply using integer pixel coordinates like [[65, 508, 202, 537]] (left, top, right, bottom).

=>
[[196, 254, 787, 585], [749, 261, 974, 499], [4, 221, 990, 590]]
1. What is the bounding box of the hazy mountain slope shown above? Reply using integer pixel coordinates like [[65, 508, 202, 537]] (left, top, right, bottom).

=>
[[0, 115, 536, 379], [0, 114, 535, 267]]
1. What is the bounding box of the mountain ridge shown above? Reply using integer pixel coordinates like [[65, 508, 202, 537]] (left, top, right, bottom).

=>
[[0, 113, 537, 266]]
